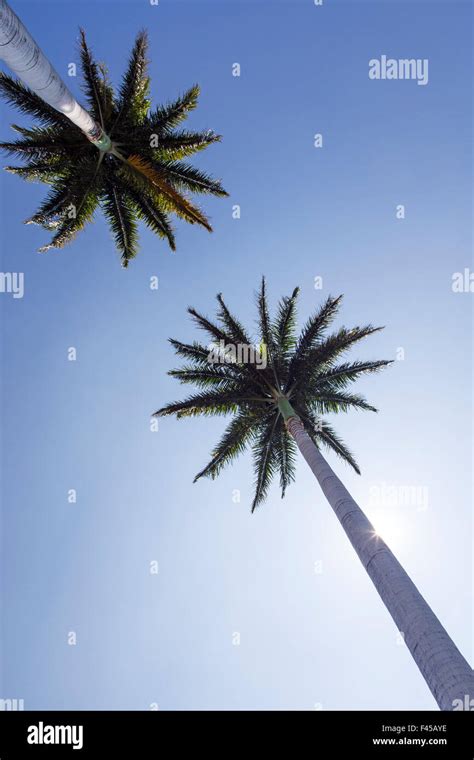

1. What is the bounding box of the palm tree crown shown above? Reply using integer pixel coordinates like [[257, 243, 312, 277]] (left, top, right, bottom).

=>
[[0, 30, 227, 266], [155, 279, 392, 510]]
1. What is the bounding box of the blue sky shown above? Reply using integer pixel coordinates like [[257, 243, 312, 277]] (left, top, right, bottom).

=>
[[0, 0, 472, 710]]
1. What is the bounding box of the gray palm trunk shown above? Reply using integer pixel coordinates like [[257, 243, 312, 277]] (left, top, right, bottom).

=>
[[0, 0, 110, 149], [277, 398, 474, 710]]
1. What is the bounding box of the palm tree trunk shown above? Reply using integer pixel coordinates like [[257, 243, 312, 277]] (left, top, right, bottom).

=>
[[0, 0, 110, 149], [280, 400, 474, 710]]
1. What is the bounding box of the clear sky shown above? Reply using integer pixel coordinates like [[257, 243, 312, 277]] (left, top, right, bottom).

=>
[[0, 0, 472, 710]]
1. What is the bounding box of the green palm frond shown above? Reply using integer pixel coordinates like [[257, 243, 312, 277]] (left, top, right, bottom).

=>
[[273, 286, 299, 355], [148, 85, 200, 132], [155, 160, 227, 197], [168, 363, 244, 388], [257, 277, 276, 361], [0, 126, 87, 160], [300, 411, 361, 474], [289, 325, 385, 397], [216, 293, 253, 346], [120, 154, 212, 230], [156, 283, 391, 510], [306, 389, 378, 414], [25, 181, 72, 226], [26, 155, 100, 232], [79, 29, 106, 124], [0, 72, 71, 128], [154, 389, 264, 419], [188, 307, 232, 345], [251, 413, 280, 512], [114, 30, 150, 127], [312, 359, 393, 389], [318, 421, 360, 474], [101, 180, 139, 266], [153, 130, 221, 160], [214, 290, 278, 397], [193, 411, 258, 482], [0, 31, 226, 265], [168, 339, 219, 366], [271, 286, 299, 385], [273, 418, 297, 497], [38, 186, 99, 251], [286, 295, 342, 391], [125, 183, 176, 250], [5, 159, 61, 182]]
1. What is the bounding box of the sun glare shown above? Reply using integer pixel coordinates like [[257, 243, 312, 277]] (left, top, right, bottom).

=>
[[370, 510, 405, 546]]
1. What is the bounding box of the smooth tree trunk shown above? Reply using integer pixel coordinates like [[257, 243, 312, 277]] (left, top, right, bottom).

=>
[[0, 0, 110, 149], [278, 399, 474, 710]]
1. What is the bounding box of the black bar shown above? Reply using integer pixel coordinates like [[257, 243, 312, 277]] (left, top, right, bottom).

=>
[[0, 710, 472, 757]]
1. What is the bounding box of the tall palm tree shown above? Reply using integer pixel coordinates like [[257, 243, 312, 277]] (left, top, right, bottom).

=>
[[154, 279, 474, 710], [0, 1, 227, 266], [0, 0, 109, 148]]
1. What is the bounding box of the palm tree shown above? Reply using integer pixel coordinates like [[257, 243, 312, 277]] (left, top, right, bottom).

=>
[[0, 1, 227, 266], [0, 0, 109, 148], [154, 279, 474, 710]]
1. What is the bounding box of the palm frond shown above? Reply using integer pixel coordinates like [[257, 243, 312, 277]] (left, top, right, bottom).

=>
[[169, 338, 221, 366], [271, 286, 299, 384], [128, 190, 175, 250], [312, 359, 393, 389], [187, 307, 231, 344], [36, 152, 104, 250], [79, 29, 106, 125], [0, 73, 71, 128], [113, 171, 176, 250], [251, 413, 279, 511], [307, 389, 377, 414], [216, 293, 252, 345], [256, 276, 284, 393], [26, 155, 100, 230], [273, 287, 299, 354], [257, 277, 276, 358], [38, 188, 99, 251], [101, 181, 139, 266], [0, 130, 86, 160], [121, 154, 212, 230], [193, 411, 258, 482], [153, 160, 228, 196], [114, 30, 150, 128], [25, 180, 72, 226], [148, 85, 200, 132], [314, 418, 360, 474], [286, 295, 342, 391], [154, 389, 263, 419], [168, 364, 242, 389], [152, 129, 221, 160], [273, 418, 297, 497], [307, 325, 385, 370], [6, 159, 63, 183]]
